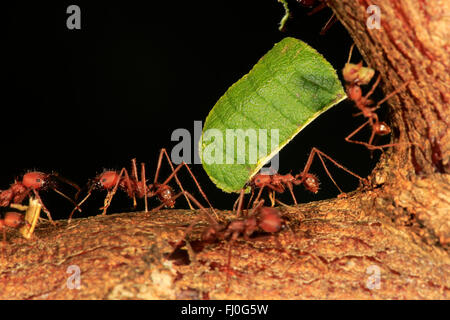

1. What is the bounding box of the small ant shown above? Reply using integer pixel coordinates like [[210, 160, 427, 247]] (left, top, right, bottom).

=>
[[0, 211, 24, 259], [297, 0, 337, 35], [168, 191, 285, 293], [234, 147, 366, 213], [343, 44, 411, 151], [0, 171, 81, 224], [69, 148, 214, 221]]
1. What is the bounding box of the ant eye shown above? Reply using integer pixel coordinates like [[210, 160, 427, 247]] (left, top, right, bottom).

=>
[[36, 179, 41, 183], [102, 178, 107, 183]]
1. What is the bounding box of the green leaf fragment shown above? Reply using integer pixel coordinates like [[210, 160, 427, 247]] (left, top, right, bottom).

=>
[[200, 37, 346, 193]]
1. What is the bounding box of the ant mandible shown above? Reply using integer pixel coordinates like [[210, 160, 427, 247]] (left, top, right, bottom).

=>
[[343, 44, 411, 151], [0, 172, 82, 224], [69, 148, 215, 221], [233, 147, 366, 214]]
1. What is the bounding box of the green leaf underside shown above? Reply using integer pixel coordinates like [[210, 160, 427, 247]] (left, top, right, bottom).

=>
[[200, 37, 346, 193]]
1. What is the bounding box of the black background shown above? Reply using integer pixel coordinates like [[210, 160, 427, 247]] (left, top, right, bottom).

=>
[[4, 1, 388, 219]]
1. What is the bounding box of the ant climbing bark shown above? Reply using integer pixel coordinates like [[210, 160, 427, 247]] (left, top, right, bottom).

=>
[[167, 191, 285, 293], [233, 147, 366, 214], [69, 148, 215, 221], [343, 44, 411, 151], [0, 172, 81, 224]]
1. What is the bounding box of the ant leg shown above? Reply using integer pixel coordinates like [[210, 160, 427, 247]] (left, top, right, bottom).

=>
[[162, 191, 220, 258], [141, 162, 148, 212], [32, 189, 55, 225], [129, 159, 139, 208], [269, 190, 276, 207], [346, 120, 402, 151], [319, 13, 337, 35], [154, 148, 194, 210], [252, 186, 266, 211], [363, 74, 381, 101], [372, 80, 411, 111], [51, 187, 82, 214], [286, 182, 298, 205], [235, 189, 246, 217], [345, 120, 372, 147], [68, 187, 94, 223], [157, 157, 218, 217], [300, 148, 365, 194], [101, 168, 134, 215], [347, 43, 356, 64], [51, 173, 81, 196], [307, 2, 328, 16]]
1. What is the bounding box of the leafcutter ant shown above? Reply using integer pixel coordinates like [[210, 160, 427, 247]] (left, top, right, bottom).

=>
[[233, 147, 366, 213], [167, 191, 285, 293], [69, 148, 215, 221], [0, 171, 81, 224], [343, 44, 411, 151]]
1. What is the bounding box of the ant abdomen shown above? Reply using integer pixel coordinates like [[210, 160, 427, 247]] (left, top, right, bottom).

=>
[[258, 207, 283, 233]]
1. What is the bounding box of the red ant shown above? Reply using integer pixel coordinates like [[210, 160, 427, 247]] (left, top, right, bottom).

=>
[[168, 191, 285, 293], [297, 0, 337, 35], [233, 147, 366, 213], [0, 211, 24, 260], [69, 148, 214, 221], [0, 172, 81, 224], [343, 44, 411, 151]]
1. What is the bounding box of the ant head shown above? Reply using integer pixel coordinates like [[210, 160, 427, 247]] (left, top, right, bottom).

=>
[[252, 174, 272, 187], [257, 207, 283, 233], [22, 172, 49, 190], [94, 171, 120, 190], [3, 212, 24, 228], [374, 121, 391, 136], [301, 173, 320, 194], [156, 185, 175, 208]]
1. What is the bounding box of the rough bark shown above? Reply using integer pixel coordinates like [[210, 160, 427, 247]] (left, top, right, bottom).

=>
[[327, 0, 450, 245], [0, 201, 448, 299], [0, 0, 448, 299]]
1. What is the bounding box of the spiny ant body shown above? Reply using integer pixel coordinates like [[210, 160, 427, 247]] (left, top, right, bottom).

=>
[[343, 44, 411, 151], [0, 172, 81, 224], [69, 148, 214, 221], [168, 192, 284, 293], [234, 147, 365, 213]]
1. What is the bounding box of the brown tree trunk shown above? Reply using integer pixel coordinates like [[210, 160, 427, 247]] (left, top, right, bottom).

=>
[[327, 0, 450, 246], [0, 0, 449, 299]]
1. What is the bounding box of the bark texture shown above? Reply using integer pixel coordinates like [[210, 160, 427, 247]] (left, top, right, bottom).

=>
[[327, 0, 450, 245], [0, 0, 448, 299], [0, 201, 448, 299]]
